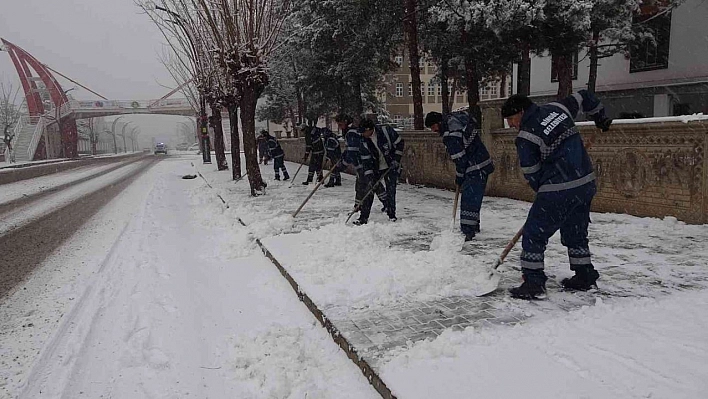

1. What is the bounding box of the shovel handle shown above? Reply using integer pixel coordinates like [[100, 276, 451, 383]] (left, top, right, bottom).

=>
[[494, 226, 524, 270], [292, 164, 338, 217], [451, 186, 460, 231]]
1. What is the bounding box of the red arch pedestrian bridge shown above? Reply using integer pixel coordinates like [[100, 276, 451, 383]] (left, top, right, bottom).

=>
[[1, 38, 194, 162]]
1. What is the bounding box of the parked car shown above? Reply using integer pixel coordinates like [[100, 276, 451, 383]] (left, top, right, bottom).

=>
[[176, 142, 190, 151], [154, 143, 167, 155]]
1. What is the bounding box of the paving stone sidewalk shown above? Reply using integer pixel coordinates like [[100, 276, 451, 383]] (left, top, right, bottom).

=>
[[197, 157, 708, 368]]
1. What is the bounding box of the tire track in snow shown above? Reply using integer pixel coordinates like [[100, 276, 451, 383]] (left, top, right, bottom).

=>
[[16, 159, 160, 398], [0, 158, 159, 300], [0, 156, 143, 213]]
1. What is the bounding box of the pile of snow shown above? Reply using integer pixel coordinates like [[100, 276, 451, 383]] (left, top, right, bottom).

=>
[[381, 290, 708, 399], [263, 221, 498, 311], [576, 113, 708, 126]]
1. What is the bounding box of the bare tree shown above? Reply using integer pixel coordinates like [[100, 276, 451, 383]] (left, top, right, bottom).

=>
[[192, 0, 291, 195], [138, 0, 216, 165], [1, 81, 21, 162]]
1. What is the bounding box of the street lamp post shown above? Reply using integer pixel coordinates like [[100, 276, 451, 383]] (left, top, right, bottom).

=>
[[110, 116, 124, 154], [129, 126, 139, 152], [121, 121, 132, 153]]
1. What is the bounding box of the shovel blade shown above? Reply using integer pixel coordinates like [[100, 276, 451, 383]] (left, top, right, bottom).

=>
[[475, 269, 501, 297]]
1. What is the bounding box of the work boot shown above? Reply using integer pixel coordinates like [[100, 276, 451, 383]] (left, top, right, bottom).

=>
[[509, 269, 547, 300], [274, 175, 280, 181], [464, 233, 476, 242], [561, 265, 600, 291], [324, 181, 336, 188], [334, 180, 342, 186], [317, 174, 324, 183], [353, 218, 368, 226]]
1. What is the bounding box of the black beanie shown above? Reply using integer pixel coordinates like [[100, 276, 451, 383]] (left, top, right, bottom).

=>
[[360, 119, 376, 130], [501, 94, 534, 118], [424, 112, 443, 128]]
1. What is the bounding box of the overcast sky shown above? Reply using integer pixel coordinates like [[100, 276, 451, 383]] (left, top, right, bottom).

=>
[[0, 0, 194, 147]]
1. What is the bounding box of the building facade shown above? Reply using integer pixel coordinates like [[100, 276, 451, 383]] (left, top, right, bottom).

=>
[[514, 0, 708, 119], [381, 53, 511, 128]]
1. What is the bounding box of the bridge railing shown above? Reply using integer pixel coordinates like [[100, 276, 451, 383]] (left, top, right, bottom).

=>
[[5, 114, 25, 162], [27, 116, 47, 161], [68, 98, 194, 112]]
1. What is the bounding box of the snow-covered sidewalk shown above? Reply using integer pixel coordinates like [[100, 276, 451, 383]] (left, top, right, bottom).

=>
[[195, 154, 708, 398]]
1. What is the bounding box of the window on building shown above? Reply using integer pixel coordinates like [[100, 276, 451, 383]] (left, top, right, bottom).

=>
[[437, 84, 442, 96], [630, 11, 672, 73], [419, 58, 426, 68], [395, 83, 403, 97], [551, 52, 579, 82], [480, 85, 490, 99], [673, 103, 691, 116], [394, 55, 404, 66], [428, 81, 435, 96], [408, 82, 412, 97], [420, 82, 425, 96]]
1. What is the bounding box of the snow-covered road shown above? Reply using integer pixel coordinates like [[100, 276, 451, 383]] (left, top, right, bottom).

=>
[[1, 156, 379, 398]]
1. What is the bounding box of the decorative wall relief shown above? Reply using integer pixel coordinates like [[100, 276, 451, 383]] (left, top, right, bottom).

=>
[[611, 149, 648, 198]]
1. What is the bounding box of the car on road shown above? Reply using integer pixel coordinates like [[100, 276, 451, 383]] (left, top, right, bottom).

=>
[[154, 143, 167, 155]]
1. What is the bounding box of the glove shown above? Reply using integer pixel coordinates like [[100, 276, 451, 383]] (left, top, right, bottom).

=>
[[455, 175, 465, 186], [595, 117, 612, 132], [592, 110, 612, 132]]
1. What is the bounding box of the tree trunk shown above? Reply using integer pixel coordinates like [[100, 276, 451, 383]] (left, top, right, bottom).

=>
[[440, 57, 451, 115], [404, 0, 424, 129], [500, 73, 507, 98], [296, 89, 304, 125], [209, 105, 229, 171], [229, 106, 242, 179], [555, 51, 573, 99], [239, 87, 266, 195], [354, 76, 364, 117], [517, 43, 531, 96], [588, 29, 600, 94], [288, 107, 297, 137], [199, 98, 212, 164], [465, 57, 482, 124], [449, 78, 459, 113]]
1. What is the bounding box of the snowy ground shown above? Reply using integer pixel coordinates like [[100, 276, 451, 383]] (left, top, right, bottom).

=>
[[3, 151, 707, 398], [194, 154, 708, 398], [0, 155, 378, 398]]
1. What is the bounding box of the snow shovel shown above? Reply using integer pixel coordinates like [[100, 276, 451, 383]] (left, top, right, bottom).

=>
[[292, 163, 338, 217], [450, 186, 460, 231], [234, 172, 248, 183], [345, 168, 392, 224], [475, 225, 524, 297], [288, 155, 308, 187]]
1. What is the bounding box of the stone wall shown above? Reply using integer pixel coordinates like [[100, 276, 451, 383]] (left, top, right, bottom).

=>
[[279, 118, 708, 224]]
